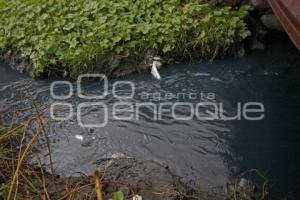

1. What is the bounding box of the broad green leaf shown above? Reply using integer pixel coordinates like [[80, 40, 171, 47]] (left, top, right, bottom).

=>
[[111, 191, 124, 200]]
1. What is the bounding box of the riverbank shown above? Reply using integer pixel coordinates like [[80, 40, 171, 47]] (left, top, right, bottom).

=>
[[0, 0, 250, 78], [0, 120, 266, 200]]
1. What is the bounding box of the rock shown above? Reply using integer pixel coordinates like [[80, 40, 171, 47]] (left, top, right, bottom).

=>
[[236, 47, 246, 57], [217, 0, 238, 6], [246, 15, 268, 50], [250, 0, 269, 10], [99, 158, 177, 199], [217, 0, 250, 7], [1, 50, 33, 74], [250, 40, 265, 50], [94, 157, 224, 200], [261, 14, 284, 31]]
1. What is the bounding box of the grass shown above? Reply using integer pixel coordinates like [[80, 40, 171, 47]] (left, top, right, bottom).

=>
[[0, 103, 97, 200], [0, 0, 250, 78]]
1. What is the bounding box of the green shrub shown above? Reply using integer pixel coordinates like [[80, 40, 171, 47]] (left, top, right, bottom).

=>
[[0, 0, 250, 78]]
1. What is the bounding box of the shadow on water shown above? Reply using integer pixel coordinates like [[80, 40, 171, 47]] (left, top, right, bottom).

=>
[[0, 33, 299, 199]]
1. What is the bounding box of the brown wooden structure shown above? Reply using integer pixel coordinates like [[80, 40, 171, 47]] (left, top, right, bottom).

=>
[[268, 0, 300, 49]]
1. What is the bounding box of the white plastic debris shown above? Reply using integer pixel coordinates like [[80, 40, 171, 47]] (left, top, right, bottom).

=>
[[239, 178, 248, 188], [111, 152, 127, 159], [151, 57, 162, 80], [74, 134, 83, 141], [132, 195, 142, 200]]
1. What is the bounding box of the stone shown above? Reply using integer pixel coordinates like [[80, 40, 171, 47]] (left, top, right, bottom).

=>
[[94, 157, 225, 200], [250, 0, 269, 10], [217, 0, 250, 7], [261, 14, 284, 31], [250, 40, 265, 50]]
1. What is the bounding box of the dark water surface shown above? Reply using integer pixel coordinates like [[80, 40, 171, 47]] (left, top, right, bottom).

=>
[[1, 34, 300, 198]]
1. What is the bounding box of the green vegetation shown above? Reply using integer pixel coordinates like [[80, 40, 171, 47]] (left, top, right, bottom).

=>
[[109, 191, 124, 200], [0, 0, 250, 78]]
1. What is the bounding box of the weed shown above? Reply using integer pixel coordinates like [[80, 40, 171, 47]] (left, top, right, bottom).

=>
[[0, 0, 250, 78]]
